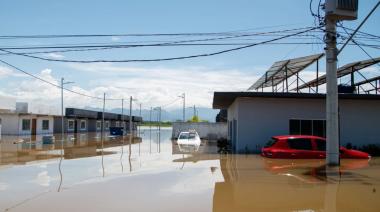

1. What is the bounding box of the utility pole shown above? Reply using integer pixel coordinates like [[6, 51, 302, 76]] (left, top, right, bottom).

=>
[[61, 78, 73, 144], [324, 0, 359, 166], [193, 105, 196, 118], [139, 103, 142, 136], [121, 98, 124, 134], [178, 93, 185, 122], [149, 107, 152, 154], [325, 16, 340, 166], [158, 106, 161, 153], [102, 93, 105, 146], [129, 96, 133, 137]]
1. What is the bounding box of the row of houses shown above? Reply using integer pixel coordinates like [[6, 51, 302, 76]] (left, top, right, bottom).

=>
[[0, 107, 142, 136]]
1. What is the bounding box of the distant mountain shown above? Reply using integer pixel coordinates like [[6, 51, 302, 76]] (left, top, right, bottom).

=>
[[84, 106, 220, 122]]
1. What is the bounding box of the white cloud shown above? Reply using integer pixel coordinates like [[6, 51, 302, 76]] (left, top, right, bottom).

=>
[[67, 63, 260, 109], [44, 53, 65, 59], [3, 64, 261, 114], [111, 36, 120, 41]]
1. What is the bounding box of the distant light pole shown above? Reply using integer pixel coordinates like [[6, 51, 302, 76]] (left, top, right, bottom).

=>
[[178, 93, 185, 122]]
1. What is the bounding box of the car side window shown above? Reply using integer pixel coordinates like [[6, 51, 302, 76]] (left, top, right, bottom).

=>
[[287, 138, 312, 150], [315, 139, 326, 151]]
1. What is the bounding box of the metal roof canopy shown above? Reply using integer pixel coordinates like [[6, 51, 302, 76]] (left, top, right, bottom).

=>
[[248, 53, 324, 90], [297, 57, 380, 90]]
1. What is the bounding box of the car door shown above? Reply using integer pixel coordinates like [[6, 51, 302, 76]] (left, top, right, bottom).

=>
[[314, 138, 326, 159], [287, 138, 314, 159]]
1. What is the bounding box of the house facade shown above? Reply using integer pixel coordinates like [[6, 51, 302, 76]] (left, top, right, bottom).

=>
[[213, 92, 380, 153], [0, 112, 54, 136], [53, 108, 142, 134]]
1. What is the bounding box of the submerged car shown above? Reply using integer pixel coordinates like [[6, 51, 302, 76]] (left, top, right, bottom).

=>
[[261, 135, 370, 159], [177, 130, 201, 146]]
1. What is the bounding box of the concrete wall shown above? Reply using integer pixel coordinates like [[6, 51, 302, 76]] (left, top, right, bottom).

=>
[[229, 97, 380, 153], [172, 122, 227, 140], [0, 114, 20, 135]]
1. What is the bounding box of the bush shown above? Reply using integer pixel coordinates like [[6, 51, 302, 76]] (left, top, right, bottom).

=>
[[359, 144, 380, 156]]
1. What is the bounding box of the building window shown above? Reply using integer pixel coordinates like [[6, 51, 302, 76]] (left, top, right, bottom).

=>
[[105, 121, 109, 129], [42, 120, 49, 130], [68, 120, 75, 131], [115, 121, 120, 127], [80, 120, 86, 130], [22, 119, 31, 131], [289, 119, 326, 137], [96, 121, 101, 130]]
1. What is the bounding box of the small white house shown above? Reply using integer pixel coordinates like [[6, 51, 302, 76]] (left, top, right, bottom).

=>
[[0, 111, 54, 136]]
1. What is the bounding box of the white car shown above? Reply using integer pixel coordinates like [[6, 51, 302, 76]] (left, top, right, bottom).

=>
[[177, 131, 201, 146]]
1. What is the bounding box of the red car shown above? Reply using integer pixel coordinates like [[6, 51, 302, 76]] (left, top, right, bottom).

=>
[[261, 135, 370, 159]]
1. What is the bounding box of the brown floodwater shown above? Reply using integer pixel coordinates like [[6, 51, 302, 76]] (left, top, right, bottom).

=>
[[0, 127, 379, 212]]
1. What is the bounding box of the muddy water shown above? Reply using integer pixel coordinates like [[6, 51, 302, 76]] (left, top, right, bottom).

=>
[[0, 127, 379, 212]]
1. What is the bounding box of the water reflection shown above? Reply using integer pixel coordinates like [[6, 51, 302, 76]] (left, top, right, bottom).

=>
[[214, 155, 379, 212], [0, 128, 379, 212]]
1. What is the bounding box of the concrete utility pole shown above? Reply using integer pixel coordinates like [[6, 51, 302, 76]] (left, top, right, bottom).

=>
[[158, 106, 161, 153], [149, 107, 152, 154], [179, 93, 185, 122], [129, 96, 133, 137], [325, 16, 340, 166], [121, 98, 124, 134], [193, 105, 196, 118], [61, 78, 73, 143], [102, 93, 105, 143]]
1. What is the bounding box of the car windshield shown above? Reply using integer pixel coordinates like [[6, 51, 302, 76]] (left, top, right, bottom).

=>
[[189, 133, 196, 139], [265, 138, 277, 147], [179, 133, 189, 139]]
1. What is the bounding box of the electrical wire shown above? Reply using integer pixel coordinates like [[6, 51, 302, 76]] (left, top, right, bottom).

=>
[[0, 59, 123, 100], [0, 27, 321, 63]]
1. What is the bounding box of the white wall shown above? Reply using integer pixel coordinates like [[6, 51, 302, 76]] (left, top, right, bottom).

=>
[[172, 122, 227, 140], [0, 114, 20, 135], [230, 97, 380, 153]]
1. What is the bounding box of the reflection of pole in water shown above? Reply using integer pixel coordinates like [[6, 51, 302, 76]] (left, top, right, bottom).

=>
[[57, 138, 63, 192], [101, 93, 105, 178], [324, 166, 340, 211], [129, 134, 132, 172]]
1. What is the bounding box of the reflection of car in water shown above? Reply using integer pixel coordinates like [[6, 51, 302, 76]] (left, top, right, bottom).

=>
[[262, 157, 370, 183], [261, 135, 370, 159]]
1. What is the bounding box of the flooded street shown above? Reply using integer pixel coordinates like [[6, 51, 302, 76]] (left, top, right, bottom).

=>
[[0, 127, 379, 212]]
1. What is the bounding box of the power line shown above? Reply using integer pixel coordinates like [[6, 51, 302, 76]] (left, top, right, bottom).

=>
[[1, 26, 321, 63], [0, 59, 122, 100]]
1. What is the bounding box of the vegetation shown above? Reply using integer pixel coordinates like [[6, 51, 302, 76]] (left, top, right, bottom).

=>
[[187, 115, 209, 123], [140, 121, 172, 127]]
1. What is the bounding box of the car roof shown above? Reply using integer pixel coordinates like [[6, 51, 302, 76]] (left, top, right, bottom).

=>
[[272, 135, 325, 140]]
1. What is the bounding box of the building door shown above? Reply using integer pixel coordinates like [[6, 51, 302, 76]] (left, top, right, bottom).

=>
[[31, 119, 37, 135]]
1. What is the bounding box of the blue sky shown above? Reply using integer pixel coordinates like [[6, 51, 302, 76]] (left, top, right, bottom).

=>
[[0, 0, 379, 114]]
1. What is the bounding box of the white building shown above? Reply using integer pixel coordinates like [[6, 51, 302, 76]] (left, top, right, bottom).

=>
[[0, 111, 54, 135], [213, 92, 380, 153]]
